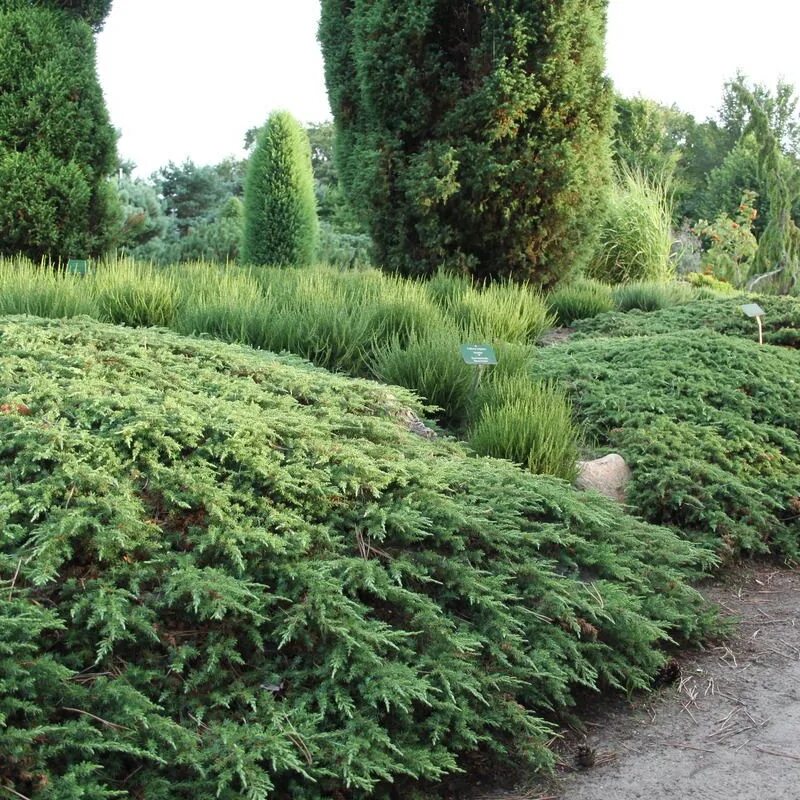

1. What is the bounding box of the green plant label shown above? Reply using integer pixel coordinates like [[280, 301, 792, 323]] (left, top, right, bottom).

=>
[[741, 303, 765, 318], [460, 344, 497, 365], [67, 259, 89, 276]]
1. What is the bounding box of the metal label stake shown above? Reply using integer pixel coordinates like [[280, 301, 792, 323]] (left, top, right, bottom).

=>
[[741, 303, 765, 346]]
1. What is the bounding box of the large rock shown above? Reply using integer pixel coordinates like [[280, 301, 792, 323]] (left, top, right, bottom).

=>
[[575, 453, 632, 503]]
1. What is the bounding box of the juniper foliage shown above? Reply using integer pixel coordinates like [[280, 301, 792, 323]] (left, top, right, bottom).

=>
[[537, 331, 800, 557], [572, 294, 800, 348], [0, 0, 114, 29], [0, 316, 715, 798], [546, 278, 615, 326]]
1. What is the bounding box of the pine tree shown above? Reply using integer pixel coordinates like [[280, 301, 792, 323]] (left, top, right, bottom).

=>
[[242, 111, 318, 266], [319, 0, 613, 285], [0, 2, 118, 261]]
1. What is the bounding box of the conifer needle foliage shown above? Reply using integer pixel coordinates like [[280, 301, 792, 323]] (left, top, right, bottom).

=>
[[572, 293, 800, 348], [0, 2, 118, 260], [243, 112, 319, 267], [318, 0, 613, 284], [0, 317, 715, 798], [537, 331, 800, 558]]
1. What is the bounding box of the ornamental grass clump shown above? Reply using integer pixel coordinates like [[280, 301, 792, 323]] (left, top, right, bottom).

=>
[[0, 316, 716, 799], [425, 269, 474, 312], [469, 374, 580, 481], [451, 280, 555, 343], [546, 278, 615, 326], [255, 267, 381, 374], [612, 280, 694, 312], [0, 256, 96, 318], [537, 330, 800, 558], [371, 322, 475, 427], [93, 259, 183, 328], [589, 168, 674, 284], [174, 263, 271, 345], [346, 270, 447, 349]]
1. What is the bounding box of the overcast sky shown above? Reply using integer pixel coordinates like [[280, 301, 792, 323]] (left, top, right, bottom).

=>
[[95, 0, 800, 177]]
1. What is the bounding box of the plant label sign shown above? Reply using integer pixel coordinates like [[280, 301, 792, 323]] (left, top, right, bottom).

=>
[[67, 259, 90, 276], [741, 303, 765, 318], [460, 344, 497, 365], [741, 303, 765, 345]]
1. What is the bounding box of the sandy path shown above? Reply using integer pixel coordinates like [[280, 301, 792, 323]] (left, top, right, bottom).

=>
[[479, 565, 800, 800]]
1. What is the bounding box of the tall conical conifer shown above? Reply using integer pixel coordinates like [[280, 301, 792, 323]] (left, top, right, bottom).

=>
[[243, 111, 318, 266]]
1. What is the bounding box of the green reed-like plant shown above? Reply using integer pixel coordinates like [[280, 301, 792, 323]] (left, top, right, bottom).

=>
[[452, 280, 555, 342], [469, 373, 580, 481], [612, 280, 694, 312], [547, 278, 615, 326], [371, 323, 477, 427], [589, 168, 674, 285], [173, 262, 273, 346], [0, 257, 96, 318], [93, 259, 183, 328]]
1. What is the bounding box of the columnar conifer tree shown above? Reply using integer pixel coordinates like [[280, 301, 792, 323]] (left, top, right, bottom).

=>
[[242, 111, 318, 266], [0, 0, 118, 261], [735, 84, 800, 294], [28, 0, 114, 30], [319, 0, 613, 285]]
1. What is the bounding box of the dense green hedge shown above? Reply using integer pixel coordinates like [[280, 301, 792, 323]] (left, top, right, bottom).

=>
[[0, 316, 715, 799], [0, 4, 118, 260], [319, 0, 612, 284], [537, 331, 800, 558]]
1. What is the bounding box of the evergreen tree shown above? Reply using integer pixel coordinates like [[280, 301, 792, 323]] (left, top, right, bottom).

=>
[[179, 196, 243, 263], [0, 2, 118, 260], [319, 0, 613, 285], [737, 85, 800, 294], [154, 159, 240, 237], [696, 138, 766, 234], [242, 111, 318, 266], [58, 0, 113, 28], [0, 0, 115, 29], [116, 169, 171, 258]]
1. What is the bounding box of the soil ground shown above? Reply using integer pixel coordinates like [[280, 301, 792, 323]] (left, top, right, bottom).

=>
[[476, 563, 800, 800]]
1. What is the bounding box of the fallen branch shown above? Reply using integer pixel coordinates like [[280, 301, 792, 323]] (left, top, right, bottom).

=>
[[7, 559, 21, 601], [746, 266, 784, 291]]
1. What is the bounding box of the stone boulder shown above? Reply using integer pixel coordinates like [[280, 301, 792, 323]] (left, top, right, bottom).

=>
[[575, 453, 632, 503]]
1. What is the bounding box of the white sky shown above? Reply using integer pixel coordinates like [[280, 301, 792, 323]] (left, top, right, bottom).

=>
[[95, 0, 800, 177]]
